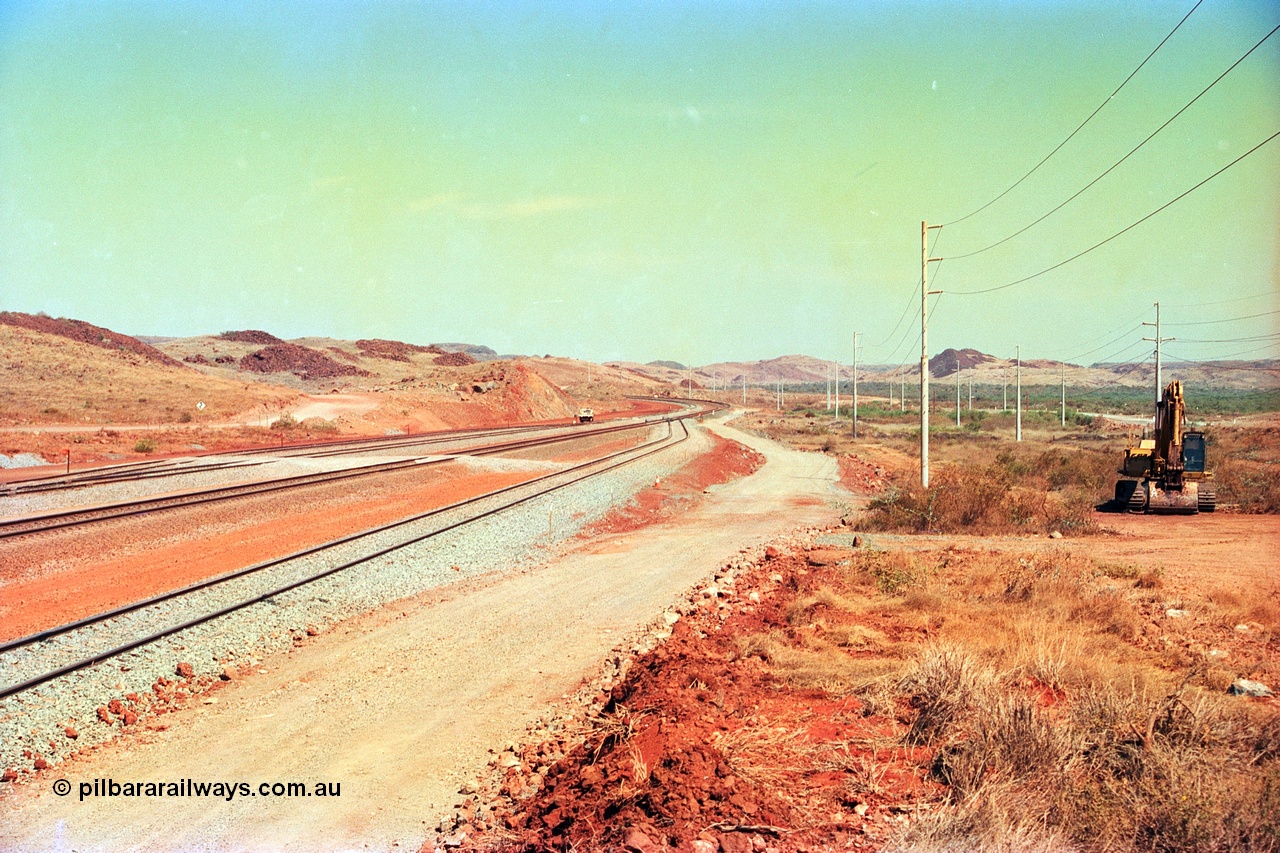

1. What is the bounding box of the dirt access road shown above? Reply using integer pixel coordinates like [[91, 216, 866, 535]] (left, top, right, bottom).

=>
[[0, 417, 845, 853]]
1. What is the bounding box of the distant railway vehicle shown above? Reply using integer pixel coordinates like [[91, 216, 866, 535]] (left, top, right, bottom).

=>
[[576, 408, 594, 424]]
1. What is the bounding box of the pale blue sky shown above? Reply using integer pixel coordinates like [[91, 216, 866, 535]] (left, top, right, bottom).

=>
[[1, 1, 1277, 366]]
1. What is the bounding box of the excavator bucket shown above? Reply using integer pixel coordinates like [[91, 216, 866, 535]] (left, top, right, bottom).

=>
[[1145, 480, 1199, 514]]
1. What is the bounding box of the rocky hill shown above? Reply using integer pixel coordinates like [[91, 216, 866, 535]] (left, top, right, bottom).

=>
[[0, 312, 183, 368]]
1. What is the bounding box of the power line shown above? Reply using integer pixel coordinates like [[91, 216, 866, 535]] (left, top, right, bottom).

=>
[[1064, 321, 1148, 362], [1093, 337, 1151, 365], [945, 21, 1280, 261], [870, 229, 944, 351], [941, 0, 1204, 228], [1164, 344, 1280, 364], [946, 128, 1280, 296], [881, 291, 940, 368], [1174, 332, 1280, 344], [1163, 289, 1278, 309], [1054, 307, 1151, 362], [1163, 308, 1280, 327]]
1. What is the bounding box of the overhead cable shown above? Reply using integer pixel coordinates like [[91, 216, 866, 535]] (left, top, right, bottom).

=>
[[945, 129, 1280, 296], [1163, 289, 1278, 309], [1173, 332, 1280, 344], [1063, 321, 1148, 362], [941, 0, 1204, 227], [871, 228, 943, 351], [945, 21, 1280, 261], [1163, 308, 1280, 327]]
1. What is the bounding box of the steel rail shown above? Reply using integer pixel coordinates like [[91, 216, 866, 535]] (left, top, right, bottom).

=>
[[0, 421, 590, 497], [0, 416, 694, 700], [2, 396, 693, 494], [0, 418, 659, 539]]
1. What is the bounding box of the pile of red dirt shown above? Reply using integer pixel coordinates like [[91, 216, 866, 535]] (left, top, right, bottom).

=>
[[356, 338, 441, 362], [218, 329, 284, 345], [590, 433, 764, 535], [239, 343, 370, 380], [837, 453, 893, 495], [431, 546, 936, 853], [435, 351, 478, 367], [0, 312, 182, 367]]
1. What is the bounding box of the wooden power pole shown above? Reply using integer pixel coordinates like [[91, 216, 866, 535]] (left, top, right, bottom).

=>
[[921, 221, 943, 488]]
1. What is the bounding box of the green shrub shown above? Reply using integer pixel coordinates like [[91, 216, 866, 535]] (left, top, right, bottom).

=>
[[133, 438, 156, 453]]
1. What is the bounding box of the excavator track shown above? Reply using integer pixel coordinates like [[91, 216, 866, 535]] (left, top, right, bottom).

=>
[[1127, 483, 1148, 514], [1198, 484, 1216, 513]]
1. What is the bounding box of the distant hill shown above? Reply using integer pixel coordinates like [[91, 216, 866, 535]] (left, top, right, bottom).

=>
[[614, 348, 1279, 393], [0, 312, 183, 367], [434, 343, 498, 360], [0, 314, 296, 426], [219, 330, 285, 345], [928, 348, 1001, 376]]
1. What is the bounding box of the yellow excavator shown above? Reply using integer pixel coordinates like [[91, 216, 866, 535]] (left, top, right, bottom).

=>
[[1115, 380, 1215, 514]]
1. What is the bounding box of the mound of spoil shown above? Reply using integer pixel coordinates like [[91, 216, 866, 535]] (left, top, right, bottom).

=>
[[0, 312, 182, 367], [219, 329, 284, 345], [434, 351, 477, 367], [356, 338, 443, 362], [239, 343, 370, 380], [435, 546, 935, 853]]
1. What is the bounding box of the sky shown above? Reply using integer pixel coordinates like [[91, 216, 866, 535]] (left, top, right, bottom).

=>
[[1, 0, 1277, 368]]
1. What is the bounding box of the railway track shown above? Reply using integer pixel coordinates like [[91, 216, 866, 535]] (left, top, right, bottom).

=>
[[0, 418, 662, 540], [0, 416, 694, 702], [0, 419, 628, 498], [0, 398, 699, 498]]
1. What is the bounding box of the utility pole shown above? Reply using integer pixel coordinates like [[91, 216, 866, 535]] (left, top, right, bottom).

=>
[[900, 366, 905, 413], [1016, 345, 1022, 442], [968, 369, 973, 411], [826, 364, 831, 411], [852, 331, 861, 438], [1142, 301, 1172, 404], [921, 221, 943, 488], [1060, 361, 1066, 427], [834, 363, 841, 420], [1003, 366, 1008, 412], [955, 363, 961, 427]]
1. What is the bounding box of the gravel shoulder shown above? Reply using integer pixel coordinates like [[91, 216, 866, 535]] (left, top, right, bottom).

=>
[[0, 418, 843, 852]]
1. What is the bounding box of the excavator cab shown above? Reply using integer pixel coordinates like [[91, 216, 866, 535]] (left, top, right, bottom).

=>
[[1182, 432, 1206, 473]]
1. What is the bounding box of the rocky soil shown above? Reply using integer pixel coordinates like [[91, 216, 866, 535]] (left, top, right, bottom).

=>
[[239, 342, 371, 380], [428, 534, 935, 853]]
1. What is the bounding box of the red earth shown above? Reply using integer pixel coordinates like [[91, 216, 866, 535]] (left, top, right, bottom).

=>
[[587, 432, 765, 536], [0, 465, 541, 642], [432, 546, 941, 853]]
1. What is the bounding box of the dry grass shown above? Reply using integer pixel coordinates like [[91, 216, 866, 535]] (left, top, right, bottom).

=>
[[863, 464, 1101, 535], [737, 632, 903, 692], [1208, 426, 1280, 513], [0, 324, 295, 426], [891, 645, 1280, 852], [745, 545, 1280, 852]]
